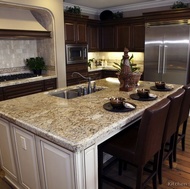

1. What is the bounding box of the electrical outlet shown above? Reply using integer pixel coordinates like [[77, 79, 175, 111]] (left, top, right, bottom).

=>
[[20, 136, 27, 150]]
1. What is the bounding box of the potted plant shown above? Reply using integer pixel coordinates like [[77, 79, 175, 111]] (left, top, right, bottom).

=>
[[64, 6, 81, 15], [113, 54, 140, 72], [25, 57, 46, 75]]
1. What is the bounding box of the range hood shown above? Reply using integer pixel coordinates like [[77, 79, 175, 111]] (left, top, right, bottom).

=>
[[0, 7, 51, 39]]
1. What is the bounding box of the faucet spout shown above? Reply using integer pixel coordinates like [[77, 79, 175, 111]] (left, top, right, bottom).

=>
[[71, 72, 92, 94]]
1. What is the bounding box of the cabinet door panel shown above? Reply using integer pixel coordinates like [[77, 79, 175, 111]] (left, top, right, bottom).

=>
[[13, 126, 41, 189], [40, 141, 75, 189], [84, 145, 97, 189], [0, 119, 17, 181], [65, 22, 76, 43], [101, 26, 115, 51], [131, 24, 145, 51], [116, 25, 130, 51], [3, 81, 44, 100], [76, 23, 87, 43], [88, 25, 99, 51]]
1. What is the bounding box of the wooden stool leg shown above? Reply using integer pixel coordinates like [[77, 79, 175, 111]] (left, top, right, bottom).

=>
[[136, 166, 143, 189], [182, 120, 187, 151]]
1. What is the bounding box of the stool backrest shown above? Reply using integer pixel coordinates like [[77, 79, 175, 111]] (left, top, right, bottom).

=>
[[178, 83, 190, 126], [135, 98, 170, 165], [163, 88, 185, 143]]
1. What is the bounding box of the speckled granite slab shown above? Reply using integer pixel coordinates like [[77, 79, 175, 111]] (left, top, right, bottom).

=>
[[0, 75, 56, 87], [0, 78, 182, 152]]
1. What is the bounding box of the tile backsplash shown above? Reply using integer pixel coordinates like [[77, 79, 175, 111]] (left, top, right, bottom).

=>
[[0, 40, 37, 69], [88, 52, 144, 72], [0, 39, 55, 75]]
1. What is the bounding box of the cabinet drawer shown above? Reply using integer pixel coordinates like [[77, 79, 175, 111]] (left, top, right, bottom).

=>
[[44, 78, 57, 91], [3, 81, 44, 100], [88, 71, 102, 80], [102, 70, 117, 78]]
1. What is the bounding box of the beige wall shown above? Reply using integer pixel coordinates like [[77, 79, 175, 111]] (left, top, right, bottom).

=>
[[0, 0, 66, 88]]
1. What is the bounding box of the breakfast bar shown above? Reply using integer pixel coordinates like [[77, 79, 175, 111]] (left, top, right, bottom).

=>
[[0, 78, 182, 189]]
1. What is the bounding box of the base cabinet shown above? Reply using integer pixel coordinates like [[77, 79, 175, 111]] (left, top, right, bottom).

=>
[[36, 138, 75, 189], [0, 117, 98, 189], [12, 125, 41, 189], [0, 119, 18, 184]]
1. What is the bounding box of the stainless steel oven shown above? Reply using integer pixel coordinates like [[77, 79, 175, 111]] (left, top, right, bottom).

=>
[[66, 44, 88, 64]]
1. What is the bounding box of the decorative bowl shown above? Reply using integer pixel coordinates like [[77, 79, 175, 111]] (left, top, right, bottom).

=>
[[109, 97, 125, 108], [137, 89, 150, 98], [155, 81, 165, 89]]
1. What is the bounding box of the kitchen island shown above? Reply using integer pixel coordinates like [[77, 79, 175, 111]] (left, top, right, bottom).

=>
[[0, 78, 182, 189]]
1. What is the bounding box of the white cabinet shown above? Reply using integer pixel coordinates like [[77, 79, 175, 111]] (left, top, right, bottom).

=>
[[37, 137, 75, 189], [0, 117, 98, 189], [84, 145, 98, 189], [12, 125, 41, 189], [0, 119, 18, 183]]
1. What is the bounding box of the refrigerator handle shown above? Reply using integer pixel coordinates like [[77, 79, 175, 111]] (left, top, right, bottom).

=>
[[158, 45, 162, 73], [163, 45, 167, 74]]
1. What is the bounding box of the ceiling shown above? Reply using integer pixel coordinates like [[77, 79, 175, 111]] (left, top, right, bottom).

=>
[[64, 0, 189, 10]]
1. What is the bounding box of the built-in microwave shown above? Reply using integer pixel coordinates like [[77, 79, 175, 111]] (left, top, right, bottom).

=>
[[66, 44, 88, 64]]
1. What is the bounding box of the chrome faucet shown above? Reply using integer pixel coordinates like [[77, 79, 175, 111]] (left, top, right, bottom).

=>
[[71, 72, 92, 94]]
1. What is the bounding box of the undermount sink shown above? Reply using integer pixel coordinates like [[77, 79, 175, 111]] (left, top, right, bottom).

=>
[[48, 86, 105, 99]]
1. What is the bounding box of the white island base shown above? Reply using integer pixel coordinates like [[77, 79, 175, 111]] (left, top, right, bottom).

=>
[[0, 79, 181, 189]]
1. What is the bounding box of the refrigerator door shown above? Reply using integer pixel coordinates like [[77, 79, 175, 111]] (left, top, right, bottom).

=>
[[144, 24, 190, 85], [144, 26, 164, 82], [162, 25, 190, 84]]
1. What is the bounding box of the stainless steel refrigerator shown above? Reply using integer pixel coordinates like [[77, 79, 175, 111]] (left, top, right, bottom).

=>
[[144, 23, 190, 85]]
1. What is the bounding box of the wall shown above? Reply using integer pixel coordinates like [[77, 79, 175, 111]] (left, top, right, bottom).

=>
[[88, 52, 144, 72], [0, 0, 66, 87]]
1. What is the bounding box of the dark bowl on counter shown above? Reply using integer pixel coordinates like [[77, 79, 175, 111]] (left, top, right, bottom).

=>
[[109, 97, 125, 108], [155, 81, 165, 89], [137, 89, 150, 98]]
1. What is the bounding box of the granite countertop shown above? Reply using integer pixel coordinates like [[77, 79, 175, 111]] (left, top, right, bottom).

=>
[[0, 75, 57, 87], [0, 78, 181, 152], [88, 66, 117, 72]]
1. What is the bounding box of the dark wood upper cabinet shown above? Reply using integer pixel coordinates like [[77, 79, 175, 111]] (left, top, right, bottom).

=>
[[87, 20, 100, 51], [99, 16, 145, 52], [64, 22, 75, 43], [130, 23, 145, 52], [115, 25, 130, 51], [64, 13, 88, 44], [100, 24, 115, 51]]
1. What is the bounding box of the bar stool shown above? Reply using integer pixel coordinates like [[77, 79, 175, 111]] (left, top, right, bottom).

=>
[[98, 98, 170, 189], [173, 83, 190, 162], [158, 88, 185, 184]]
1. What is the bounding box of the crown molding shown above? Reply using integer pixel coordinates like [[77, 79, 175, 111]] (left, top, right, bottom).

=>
[[64, 0, 181, 15], [108, 0, 176, 13]]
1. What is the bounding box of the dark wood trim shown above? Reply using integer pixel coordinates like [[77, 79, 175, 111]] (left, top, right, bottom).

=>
[[143, 8, 190, 22], [0, 29, 51, 39]]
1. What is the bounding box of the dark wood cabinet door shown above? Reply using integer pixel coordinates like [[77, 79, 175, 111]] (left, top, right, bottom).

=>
[[44, 78, 57, 91], [0, 88, 3, 101], [66, 63, 88, 86], [0, 78, 57, 101], [3, 81, 44, 100], [76, 23, 87, 43], [87, 24, 100, 51], [130, 24, 145, 52], [88, 71, 102, 80], [102, 70, 117, 78], [64, 14, 88, 44], [100, 25, 115, 51], [116, 25, 130, 51], [65, 22, 76, 44]]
